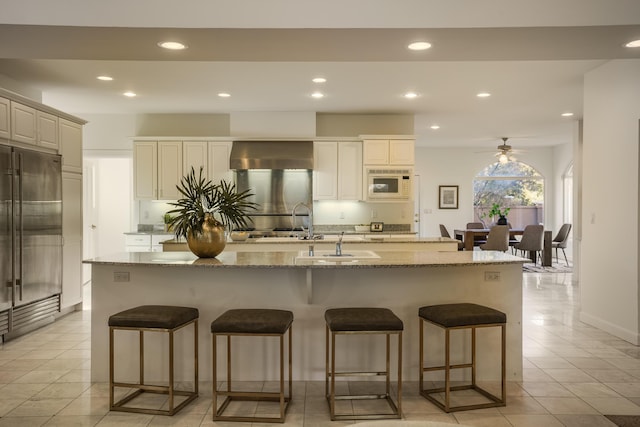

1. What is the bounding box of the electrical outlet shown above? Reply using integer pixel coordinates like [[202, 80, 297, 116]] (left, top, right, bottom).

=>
[[339, 211, 345, 219], [484, 271, 500, 282], [114, 271, 130, 282], [371, 210, 377, 219]]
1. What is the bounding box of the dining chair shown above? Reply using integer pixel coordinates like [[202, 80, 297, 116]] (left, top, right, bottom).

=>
[[440, 224, 464, 250], [552, 223, 572, 266], [479, 225, 509, 252], [465, 222, 487, 246], [513, 224, 544, 264]]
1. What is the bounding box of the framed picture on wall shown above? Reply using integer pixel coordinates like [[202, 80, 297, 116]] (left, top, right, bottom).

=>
[[439, 185, 459, 209]]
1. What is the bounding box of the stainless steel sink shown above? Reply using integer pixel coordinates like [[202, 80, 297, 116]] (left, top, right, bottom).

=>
[[296, 250, 380, 260]]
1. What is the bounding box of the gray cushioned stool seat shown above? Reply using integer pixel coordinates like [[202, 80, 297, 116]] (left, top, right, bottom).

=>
[[325, 307, 404, 332], [109, 305, 199, 329], [419, 303, 506, 328], [211, 309, 293, 334]]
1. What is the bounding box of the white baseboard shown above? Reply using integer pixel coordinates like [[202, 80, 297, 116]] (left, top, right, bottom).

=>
[[579, 311, 640, 345]]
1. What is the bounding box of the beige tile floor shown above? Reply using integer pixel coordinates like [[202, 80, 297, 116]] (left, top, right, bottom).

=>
[[0, 271, 637, 426]]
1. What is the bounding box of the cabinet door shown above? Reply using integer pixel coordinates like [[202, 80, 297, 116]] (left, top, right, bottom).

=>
[[389, 140, 415, 165], [37, 110, 59, 150], [0, 97, 9, 139], [10, 101, 37, 145], [208, 141, 232, 184], [157, 141, 182, 200], [134, 141, 157, 200], [337, 141, 363, 200], [313, 141, 338, 200], [62, 172, 83, 308], [59, 118, 83, 173], [183, 141, 208, 177], [363, 139, 389, 165]]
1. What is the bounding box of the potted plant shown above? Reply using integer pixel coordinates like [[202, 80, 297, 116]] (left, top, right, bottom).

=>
[[166, 167, 258, 258], [487, 203, 510, 225]]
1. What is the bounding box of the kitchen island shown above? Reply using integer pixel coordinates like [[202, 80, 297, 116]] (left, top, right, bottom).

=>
[[86, 250, 526, 384]]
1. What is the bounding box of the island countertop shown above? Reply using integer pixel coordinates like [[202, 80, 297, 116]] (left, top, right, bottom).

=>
[[84, 249, 527, 269]]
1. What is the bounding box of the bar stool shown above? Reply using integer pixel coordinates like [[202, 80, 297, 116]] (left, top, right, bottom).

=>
[[419, 303, 506, 412], [325, 307, 403, 421], [108, 305, 199, 416], [211, 309, 293, 423]]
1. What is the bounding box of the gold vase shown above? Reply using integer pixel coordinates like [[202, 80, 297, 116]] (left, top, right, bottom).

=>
[[186, 213, 226, 258]]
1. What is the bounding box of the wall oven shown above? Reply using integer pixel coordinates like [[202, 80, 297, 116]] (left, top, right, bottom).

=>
[[365, 167, 413, 201]]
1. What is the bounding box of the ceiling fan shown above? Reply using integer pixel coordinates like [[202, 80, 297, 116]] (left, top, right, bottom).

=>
[[495, 137, 515, 163]]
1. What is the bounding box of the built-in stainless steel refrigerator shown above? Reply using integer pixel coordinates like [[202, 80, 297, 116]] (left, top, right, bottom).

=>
[[0, 144, 62, 338]]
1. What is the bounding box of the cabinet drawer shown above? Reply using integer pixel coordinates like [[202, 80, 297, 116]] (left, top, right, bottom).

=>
[[125, 235, 151, 246]]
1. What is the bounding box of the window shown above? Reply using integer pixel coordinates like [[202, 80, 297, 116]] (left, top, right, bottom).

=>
[[473, 161, 544, 229]]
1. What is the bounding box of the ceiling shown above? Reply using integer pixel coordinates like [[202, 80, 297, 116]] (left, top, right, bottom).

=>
[[1, 0, 639, 150]]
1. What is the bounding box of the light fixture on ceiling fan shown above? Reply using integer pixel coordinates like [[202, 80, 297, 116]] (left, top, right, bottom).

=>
[[496, 137, 515, 163]]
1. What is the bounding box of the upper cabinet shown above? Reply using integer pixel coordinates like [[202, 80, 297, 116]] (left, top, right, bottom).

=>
[[59, 118, 83, 173], [208, 141, 233, 184], [10, 101, 37, 145], [313, 141, 363, 201], [0, 97, 9, 140], [134, 140, 182, 200], [363, 138, 414, 165], [134, 139, 232, 200], [36, 110, 59, 150], [9, 100, 65, 151]]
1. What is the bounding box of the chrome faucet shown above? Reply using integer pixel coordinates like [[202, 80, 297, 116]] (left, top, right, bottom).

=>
[[335, 231, 344, 256], [292, 202, 313, 240]]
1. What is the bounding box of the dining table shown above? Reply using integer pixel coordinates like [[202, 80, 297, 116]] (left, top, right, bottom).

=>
[[453, 227, 553, 266]]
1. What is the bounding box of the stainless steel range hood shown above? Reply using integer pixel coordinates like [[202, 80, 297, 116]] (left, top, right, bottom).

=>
[[229, 140, 314, 170]]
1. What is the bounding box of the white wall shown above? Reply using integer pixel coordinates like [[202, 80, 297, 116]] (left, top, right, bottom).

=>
[[414, 146, 557, 238], [581, 59, 640, 344]]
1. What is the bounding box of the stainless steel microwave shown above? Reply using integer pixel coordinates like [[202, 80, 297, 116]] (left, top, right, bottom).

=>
[[365, 168, 413, 201]]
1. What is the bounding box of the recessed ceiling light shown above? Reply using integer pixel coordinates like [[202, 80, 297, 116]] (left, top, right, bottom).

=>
[[561, 112, 574, 117], [476, 92, 491, 98], [408, 41, 432, 51], [157, 41, 187, 50], [218, 92, 231, 98], [430, 125, 440, 130], [625, 39, 640, 48], [311, 92, 324, 98], [404, 92, 418, 99], [97, 75, 113, 81], [312, 77, 327, 83], [123, 91, 137, 97]]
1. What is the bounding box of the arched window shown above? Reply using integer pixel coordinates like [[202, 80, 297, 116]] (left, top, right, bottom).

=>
[[473, 161, 544, 229]]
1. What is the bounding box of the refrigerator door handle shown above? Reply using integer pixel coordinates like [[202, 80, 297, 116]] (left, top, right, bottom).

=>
[[17, 152, 23, 302], [10, 151, 16, 306]]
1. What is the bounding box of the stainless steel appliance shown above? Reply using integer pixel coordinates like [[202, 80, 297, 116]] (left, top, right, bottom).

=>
[[0, 145, 62, 338], [230, 140, 314, 236], [365, 167, 413, 201], [233, 169, 312, 234]]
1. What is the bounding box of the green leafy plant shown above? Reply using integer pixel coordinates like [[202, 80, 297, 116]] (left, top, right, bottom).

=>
[[487, 202, 510, 219], [166, 167, 258, 239]]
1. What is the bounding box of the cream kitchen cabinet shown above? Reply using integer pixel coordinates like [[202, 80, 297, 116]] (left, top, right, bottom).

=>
[[10, 101, 37, 145], [182, 140, 232, 184], [0, 97, 9, 140], [59, 118, 83, 173], [9, 101, 61, 151], [363, 138, 414, 165], [208, 141, 233, 184], [313, 141, 362, 200], [134, 140, 183, 200], [62, 172, 83, 308], [36, 110, 59, 150]]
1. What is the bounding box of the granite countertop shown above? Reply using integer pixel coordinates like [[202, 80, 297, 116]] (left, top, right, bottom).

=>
[[84, 250, 527, 269], [161, 236, 447, 245]]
